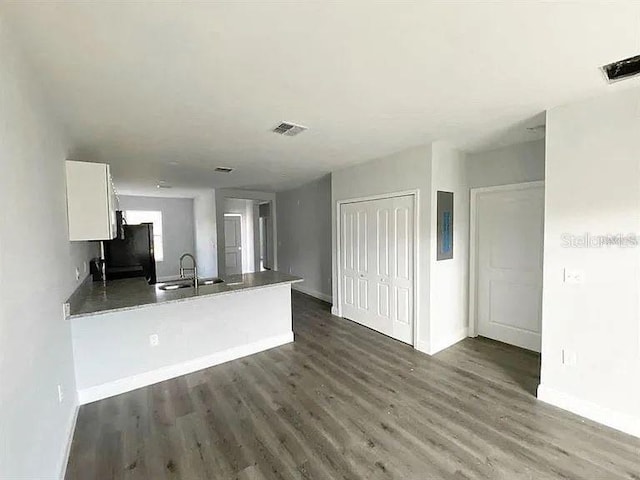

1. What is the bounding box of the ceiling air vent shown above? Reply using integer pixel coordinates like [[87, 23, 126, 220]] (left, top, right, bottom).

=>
[[272, 121, 308, 136], [602, 54, 640, 83], [214, 167, 233, 173]]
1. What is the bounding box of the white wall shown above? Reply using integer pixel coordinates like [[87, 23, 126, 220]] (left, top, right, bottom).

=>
[[429, 142, 469, 354], [72, 285, 293, 403], [539, 88, 640, 437], [332, 145, 433, 351], [0, 18, 97, 478], [467, 139, 545, 188], [277, 174, 332, 302], [119, 195, 195, 280], [193, 190, 218, 277]]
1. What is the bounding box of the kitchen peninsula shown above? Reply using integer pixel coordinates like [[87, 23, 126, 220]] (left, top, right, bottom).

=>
[[67, 270, 301, 404]]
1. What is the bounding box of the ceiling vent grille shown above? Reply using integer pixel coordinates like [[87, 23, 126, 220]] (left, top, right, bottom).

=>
[[602, 54, 640, 83], [214, 167, 233, 173], [272, 122, 308, 136]]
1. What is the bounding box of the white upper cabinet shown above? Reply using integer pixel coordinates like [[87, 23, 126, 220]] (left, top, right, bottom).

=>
[[65, 160, 118, 241]]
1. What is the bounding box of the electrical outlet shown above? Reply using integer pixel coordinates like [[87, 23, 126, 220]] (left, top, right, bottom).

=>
[[149, 334, 159, 347], [75, 267, 80, 281], [62, 303, 70, 319], [57, 384, 64, 403], [563, 268, 584, 284], [562, 349, 577, 366]]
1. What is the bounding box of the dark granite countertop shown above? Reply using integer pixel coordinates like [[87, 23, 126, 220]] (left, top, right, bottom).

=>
[[67, 271, 302, 319]]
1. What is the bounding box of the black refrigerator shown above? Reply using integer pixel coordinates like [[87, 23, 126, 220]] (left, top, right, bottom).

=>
[[104, 223, 157, 284]]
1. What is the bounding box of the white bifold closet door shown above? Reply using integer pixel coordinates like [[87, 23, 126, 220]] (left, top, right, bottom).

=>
[[340, 195, 414, 344]]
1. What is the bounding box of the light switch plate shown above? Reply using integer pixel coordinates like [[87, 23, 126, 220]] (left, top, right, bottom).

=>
[[563, 268, 584, 284], [562, 349, 577, 366]]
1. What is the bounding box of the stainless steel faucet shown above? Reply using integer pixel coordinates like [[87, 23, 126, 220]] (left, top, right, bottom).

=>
[[179, 253, 198, 289]]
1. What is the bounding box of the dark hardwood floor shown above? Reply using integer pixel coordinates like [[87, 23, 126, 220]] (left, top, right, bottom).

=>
[[66, 292, 640, 480]]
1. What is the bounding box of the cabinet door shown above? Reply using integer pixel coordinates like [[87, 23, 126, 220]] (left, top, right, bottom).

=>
[[66, 161, 116, 241]]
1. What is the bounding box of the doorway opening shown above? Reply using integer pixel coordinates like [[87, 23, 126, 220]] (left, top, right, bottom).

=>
[[222, 198, 275, 275], [258, 202, 273, 271]]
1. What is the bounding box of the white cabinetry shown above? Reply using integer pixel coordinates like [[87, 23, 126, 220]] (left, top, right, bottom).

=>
[[65, 160, 118, 241]]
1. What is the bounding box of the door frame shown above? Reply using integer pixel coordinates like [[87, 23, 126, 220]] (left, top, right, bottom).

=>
[[468, 181, 545, 337], [336, 189, 419, 347]]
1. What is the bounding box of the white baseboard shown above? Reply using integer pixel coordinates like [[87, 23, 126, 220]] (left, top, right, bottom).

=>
[[324, 314, 464, 357], [292, 284, 332, 304], [428, 327, 468, 355], [78, 332, 294, 405], [414, 340, 430, 355], [537, 384, 640, 439], [59, 404, 79, 479]]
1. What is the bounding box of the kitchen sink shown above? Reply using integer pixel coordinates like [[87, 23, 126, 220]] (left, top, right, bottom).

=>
[[157, 281, 193, 291], [157, 277, 224, 291]]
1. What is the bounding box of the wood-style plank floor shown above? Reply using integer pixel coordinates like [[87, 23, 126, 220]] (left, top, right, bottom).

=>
[[66, 292, 640, 480]]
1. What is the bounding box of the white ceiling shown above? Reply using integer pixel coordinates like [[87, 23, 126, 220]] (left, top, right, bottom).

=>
[[4, 2, 640, 196]]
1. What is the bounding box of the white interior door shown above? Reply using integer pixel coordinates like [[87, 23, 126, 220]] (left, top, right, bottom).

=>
[[475, 184, 544, 352], [224, 215, 242, 275], [340, 195, 414, 344]]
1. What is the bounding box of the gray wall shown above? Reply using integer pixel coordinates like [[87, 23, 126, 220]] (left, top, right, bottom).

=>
[[119, 195, 195, 280], [0, 19, 97, 478], [277, 175, 332, 301], [466, 139, 545, 188]]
